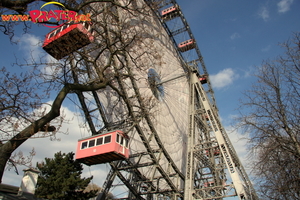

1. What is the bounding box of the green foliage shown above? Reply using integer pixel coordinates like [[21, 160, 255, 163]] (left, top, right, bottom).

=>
[[35, 151, 97, 200]]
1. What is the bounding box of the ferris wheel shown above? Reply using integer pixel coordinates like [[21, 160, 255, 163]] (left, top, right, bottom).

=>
[[43, 0, 258, 199]]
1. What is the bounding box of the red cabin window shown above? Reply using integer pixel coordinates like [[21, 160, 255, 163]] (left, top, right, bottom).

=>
[[117, 133, 129, 148], [96, 137, 103, 146], [84, 22, 91, 31], [48, 32, 54, 39], [81, 141, 88, 149], [88, 139, 95, 147], [117, 134, 120, 143], [120, 136, 124, 145], [61, 24, 68, 32], [75, 130, 130, 166], [104, 135, 111, 144]]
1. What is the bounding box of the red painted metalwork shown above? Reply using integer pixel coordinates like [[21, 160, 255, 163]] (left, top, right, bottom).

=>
[[42, 22, 94, 60], [75, 130, 129, 166], [205, 147, 220, 157]]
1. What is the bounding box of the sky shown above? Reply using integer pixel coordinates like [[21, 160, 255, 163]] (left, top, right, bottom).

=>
[[1, 0, 300, 198]]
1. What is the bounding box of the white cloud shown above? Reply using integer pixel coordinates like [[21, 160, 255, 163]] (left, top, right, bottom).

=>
[[16, 34, 55, 63], [225, 126, 252, 171], [230, 32, 240, 40], [17, 34, 43, 61], [261, 45, 271, 52], [16, 33, 60, 84], [277, 0, 294, 13], [258, 6, 270, 22], [242, 66, 255, 78], [210, 68, 239, 89]]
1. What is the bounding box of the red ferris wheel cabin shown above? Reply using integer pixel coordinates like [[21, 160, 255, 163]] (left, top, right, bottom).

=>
[[42, 22, 94, 60], [75, 130, 130, 166], [178, 39, 196, 52], [199, 75, 208, 84], [161, 5, 179, 20]]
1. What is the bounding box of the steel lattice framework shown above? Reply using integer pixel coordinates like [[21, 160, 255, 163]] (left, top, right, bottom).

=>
[[72, 0, 258, 199]]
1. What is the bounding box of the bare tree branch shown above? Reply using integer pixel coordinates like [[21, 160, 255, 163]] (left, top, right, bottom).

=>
[[237, 32, 300, 200]]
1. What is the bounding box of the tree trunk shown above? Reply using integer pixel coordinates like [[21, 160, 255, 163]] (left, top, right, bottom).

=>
[[0, 85, 70, 183], [0, 81, 108, 183]]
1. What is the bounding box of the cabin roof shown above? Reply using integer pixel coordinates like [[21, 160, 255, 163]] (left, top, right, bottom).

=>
[[77, 130, 124, 142]]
